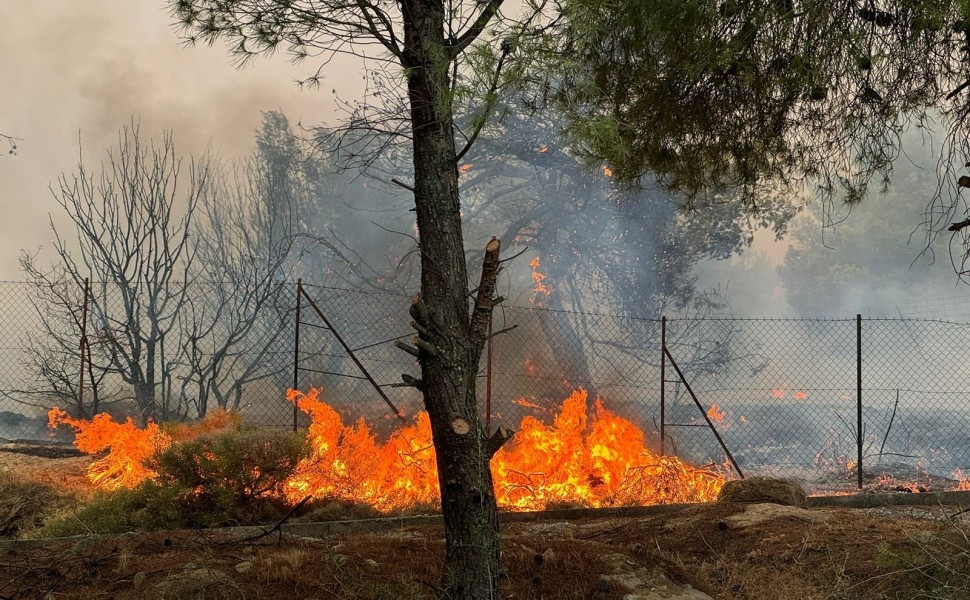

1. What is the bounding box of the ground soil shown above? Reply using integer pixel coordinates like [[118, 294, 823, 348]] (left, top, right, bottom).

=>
[[1, 449, 968, 600]]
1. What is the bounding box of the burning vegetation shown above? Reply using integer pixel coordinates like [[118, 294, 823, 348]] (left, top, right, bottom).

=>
[[49, 388, 724, 513]]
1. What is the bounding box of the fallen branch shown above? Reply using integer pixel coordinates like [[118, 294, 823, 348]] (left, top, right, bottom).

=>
[[227, 494, 313, 546]]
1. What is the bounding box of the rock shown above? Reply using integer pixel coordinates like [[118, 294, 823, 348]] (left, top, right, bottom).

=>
[[717, 477, 808, 507], [721, 503, 830, 529], [330, 554, 348, 566], [599, 553, 714, 600], [234, 561, 252, 574]]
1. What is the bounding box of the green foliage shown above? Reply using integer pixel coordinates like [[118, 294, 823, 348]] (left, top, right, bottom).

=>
[[34, 483, 194, 537], [35, 429, 308, 537], [875, 533, 970, 599], [553, 0, 968, 208], [152, 428, 307, 508]]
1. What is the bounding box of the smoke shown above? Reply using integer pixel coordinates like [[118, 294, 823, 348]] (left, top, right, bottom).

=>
[[695, 128, 968, 320], [0, 0, 359, 279]]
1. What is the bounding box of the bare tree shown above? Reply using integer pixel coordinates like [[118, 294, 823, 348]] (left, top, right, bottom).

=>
[[1, 132, 19, 155], [21, 124, 210, 423], [178, 136, 309, 416]]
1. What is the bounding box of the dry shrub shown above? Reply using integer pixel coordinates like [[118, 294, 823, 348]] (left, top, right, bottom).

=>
[[296, 499, 383, 523], [717, 476, 808, 507], [147, 568, 244, 600], [0, 472, 71, 537]]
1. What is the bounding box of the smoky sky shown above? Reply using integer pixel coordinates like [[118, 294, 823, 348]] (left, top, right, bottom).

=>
[[0, 1, 364, 279], [1, 1, 966, 319]]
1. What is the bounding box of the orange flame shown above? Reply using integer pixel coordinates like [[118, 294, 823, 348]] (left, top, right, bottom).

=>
[[49, 407, 171, 490], [493, 390, 724, 508], [283, 389, 438, 510], [529, 255, 551, 303], [706, 404, 726, 422], [48, 407, 239, 490], [53, 389, 726, 511]]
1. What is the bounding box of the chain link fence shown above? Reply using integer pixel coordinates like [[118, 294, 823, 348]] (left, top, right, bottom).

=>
[[2, 279, 970, 488]]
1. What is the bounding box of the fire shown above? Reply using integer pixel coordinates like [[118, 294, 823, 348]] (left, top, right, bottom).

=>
[[706, 404, 725, 422], [493, 390, 724, 508], [48, 407, 239, 490], [792, 391, 809, 400], [53, 389, 726, 512], [458, 163, 472, 174], [283, 389, 438, 510], [529, 255, 551, 303], [602, 165, 613, 177]]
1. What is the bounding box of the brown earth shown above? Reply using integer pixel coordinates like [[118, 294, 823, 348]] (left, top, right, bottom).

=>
[[1, 450, 968, 600]]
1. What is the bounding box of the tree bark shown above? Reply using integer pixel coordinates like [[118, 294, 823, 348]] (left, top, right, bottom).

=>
[[401, 3, 506, 595]]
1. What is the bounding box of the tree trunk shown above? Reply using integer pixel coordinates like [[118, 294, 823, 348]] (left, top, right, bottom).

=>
[[401, 2, 507, 597]]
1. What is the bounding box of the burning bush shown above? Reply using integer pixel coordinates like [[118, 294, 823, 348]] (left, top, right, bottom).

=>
[[35, 429, 309, 536], [47, 408, 241, 491], [52, 388, 726, 517]]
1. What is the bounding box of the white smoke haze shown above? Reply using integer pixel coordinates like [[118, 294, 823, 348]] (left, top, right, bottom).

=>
[[0, 0, 362, 279]]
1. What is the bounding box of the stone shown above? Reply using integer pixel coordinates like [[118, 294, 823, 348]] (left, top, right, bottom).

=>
[[717, 477, 808, 507]]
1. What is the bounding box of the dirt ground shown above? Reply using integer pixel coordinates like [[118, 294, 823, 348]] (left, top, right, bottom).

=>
[[2, 450, 968, 600]]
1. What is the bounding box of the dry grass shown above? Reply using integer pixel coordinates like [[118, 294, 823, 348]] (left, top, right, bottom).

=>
[[5, 450, 970, 599]]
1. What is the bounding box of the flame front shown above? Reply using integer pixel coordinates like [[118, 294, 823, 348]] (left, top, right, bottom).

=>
[[52, 389, 726, 511], [48, 407, 240, 490], [48, 407, 170, 490]]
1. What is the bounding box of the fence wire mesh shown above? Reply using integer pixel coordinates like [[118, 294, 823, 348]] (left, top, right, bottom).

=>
[[2, 279, 970, 486]]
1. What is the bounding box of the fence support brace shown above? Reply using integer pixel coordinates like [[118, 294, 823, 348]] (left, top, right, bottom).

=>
[[293, 281, 407, 424], [660, 316, 666, 457], [663, 344, 745, 479]]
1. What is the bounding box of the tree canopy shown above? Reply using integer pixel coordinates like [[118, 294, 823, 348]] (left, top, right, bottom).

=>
[[556, 0, 970, 212]]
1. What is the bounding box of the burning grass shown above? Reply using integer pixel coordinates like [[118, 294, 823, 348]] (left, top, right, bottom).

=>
[[48, 388, 725, 516]]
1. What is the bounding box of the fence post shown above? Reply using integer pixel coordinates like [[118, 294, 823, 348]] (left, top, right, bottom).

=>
[[77, 277, 90, 418], [857, 314, 863, 489], [660, 315, 666, 457], [292, 279, 303, 432]]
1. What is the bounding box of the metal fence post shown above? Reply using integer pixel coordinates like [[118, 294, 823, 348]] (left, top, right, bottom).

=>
[[78, 277, 90, 418], [292, 279, 303, 432], [857, 314, 863, 489], [660, 315, 666, 457]]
